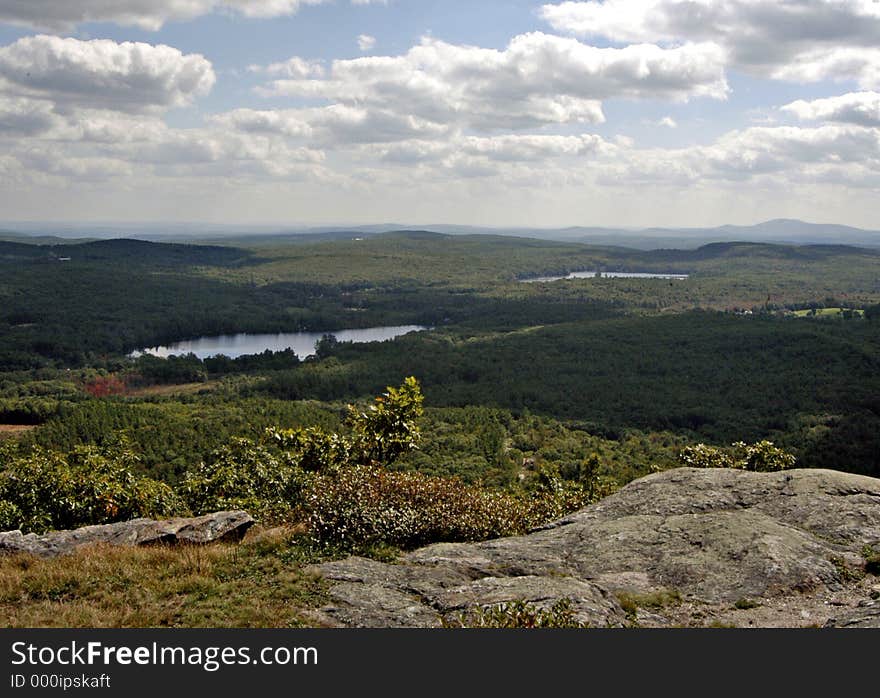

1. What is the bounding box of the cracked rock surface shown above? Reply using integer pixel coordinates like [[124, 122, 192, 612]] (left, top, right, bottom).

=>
[[310, 468, 880, 627], [0, 511, 255, 558]]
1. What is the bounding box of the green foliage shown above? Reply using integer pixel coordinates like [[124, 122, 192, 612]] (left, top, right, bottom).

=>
[[862, 545, 880, 576], [305, 464, 591, 550], [732, 440, 797, 472], [266, 376, 424, 471], [132, 354, 207, 385], [444, 599, 590, 629], [0, 499, 22, 531], [679, 440, 796, 472], [314, 334, 339, 359], [678, 443, 735, 469], [255, 311, 880, 477], [266, 427, 353, 473], [348, 376, 424, 466], [180, 439, 310, 522], [183, 378, 425, 522], [615, 589, 682, 621], [23, 395, 341, 483], [0, 443, 179, 534], [306, 466, 529, 549], [734, 598, 761, 610]]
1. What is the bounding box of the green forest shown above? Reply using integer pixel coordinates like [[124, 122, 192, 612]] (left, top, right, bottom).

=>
[[2, 232, 877, 480], [1, 230, 878, 626]]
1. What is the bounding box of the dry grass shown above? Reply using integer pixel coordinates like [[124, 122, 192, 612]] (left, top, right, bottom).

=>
[[123, 381, 220, 398], [0, 528, 330, 628], [0, 424, 36, 439]]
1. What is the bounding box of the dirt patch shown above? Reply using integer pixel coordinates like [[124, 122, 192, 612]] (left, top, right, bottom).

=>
[[0, 424, 36, 439], [124, 381, 220, 398]]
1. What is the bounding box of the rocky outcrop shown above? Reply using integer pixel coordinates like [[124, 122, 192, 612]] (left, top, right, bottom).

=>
[[0, 511, 254, 558], [310, 468, 880, 628]]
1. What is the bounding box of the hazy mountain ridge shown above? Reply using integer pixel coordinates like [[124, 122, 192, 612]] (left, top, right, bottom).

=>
[[2, 219, 879, 250]]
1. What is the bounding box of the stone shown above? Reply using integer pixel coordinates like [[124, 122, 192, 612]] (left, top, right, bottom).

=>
[[0, 511, 254, 558], [311, 468, 880, 627]]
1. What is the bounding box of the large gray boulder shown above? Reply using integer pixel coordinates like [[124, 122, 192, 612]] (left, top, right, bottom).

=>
[[311, 468, 880, 627], [0, 511, 255, 558]]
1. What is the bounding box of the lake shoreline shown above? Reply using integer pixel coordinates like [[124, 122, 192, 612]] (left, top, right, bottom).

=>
[[131, 325, 428, 360]]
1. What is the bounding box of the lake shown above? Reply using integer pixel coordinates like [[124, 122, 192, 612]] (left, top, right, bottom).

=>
[[520, 270, 690, 283], [133, 325, 428, 360]]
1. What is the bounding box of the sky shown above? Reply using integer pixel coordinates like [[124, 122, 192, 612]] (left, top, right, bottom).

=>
[[0, 0, 879, 229]]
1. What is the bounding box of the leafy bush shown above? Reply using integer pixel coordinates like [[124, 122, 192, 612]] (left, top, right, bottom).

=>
[[180, 438, 310, 522], [443, 599, 590, 628], [305, 465, 591, 550], [265, 427, 353, 473], [679, 440, 795, 472], [732, 440, 796, 472], [183, 377, 425, 522], [0, 443, 180, 534], [306, 466, 524, 548], [678, 443, 735, 469], [266, 376, 424, 471], [348, 376, 424, 466]]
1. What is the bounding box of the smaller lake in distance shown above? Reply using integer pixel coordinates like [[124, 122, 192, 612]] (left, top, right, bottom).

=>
[[520, 271, 690, 283], [133, 325, 427, 360]]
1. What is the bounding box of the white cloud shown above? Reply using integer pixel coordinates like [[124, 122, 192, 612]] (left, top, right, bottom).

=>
[[658, 116, 677, 128], [358, 34, 377, 52], [222, 0, 327, 19], [0, 0, 332, 32], [540, 1, 880, 85], [212, 105, 450, 145], [256, 33, 728, 132], [252, 56, 325, 78], [0, 35, 215, 113], [0, 97, 59, 136], [782, 92, 880, 127], [370, 133, 615, 166], [770, 48, 880, 89], [602, 124, 880, 188]]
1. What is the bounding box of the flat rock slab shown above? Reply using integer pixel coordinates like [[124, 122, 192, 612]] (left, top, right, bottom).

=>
[[0, 511, 254, 558], [312, 468, 880, 627]]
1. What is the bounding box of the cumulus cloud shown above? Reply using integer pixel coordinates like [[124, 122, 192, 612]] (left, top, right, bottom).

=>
[[0, 0, 332, 32], [255, 33, 728, 132], [770, 47, 880, 89], [782, 92, 880, 127], [599, 124, 880, 188], [252, 56, 325, 78], [211, 105, 450, 145], [370, 133, 615, 166], [0, 35, 215, 113], [540, 0, 880, 85], [0, 97, 59, 136]]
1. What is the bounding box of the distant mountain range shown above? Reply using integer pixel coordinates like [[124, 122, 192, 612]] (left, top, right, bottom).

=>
[[2, 218, 879, 250]]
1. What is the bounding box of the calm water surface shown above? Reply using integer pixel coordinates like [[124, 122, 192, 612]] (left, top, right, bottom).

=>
[[520, 271, 689, 283], [135, 325, 427, 360]]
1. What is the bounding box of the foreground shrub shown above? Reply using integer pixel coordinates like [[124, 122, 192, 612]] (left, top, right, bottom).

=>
[[305, 465, 591, 550], [678, 443, 735, 469], [180, 439, 311, 522], [184, 378, 425, 522], [732, 440, 796, 472], [0, 444, 179, 534], [267, 376, 425, 471], [679, 440, 795, 472], [443, 599, 590, 629]]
